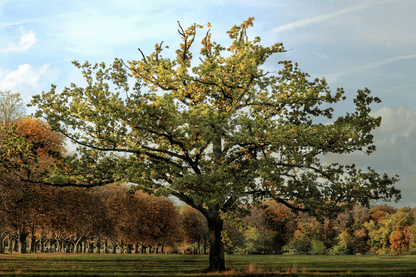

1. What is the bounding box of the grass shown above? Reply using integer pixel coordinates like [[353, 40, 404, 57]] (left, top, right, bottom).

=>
[[1, 254, 416, 276]]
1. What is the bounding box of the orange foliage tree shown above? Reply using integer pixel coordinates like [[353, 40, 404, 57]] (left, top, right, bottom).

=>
[[0, 116, 66, 253]]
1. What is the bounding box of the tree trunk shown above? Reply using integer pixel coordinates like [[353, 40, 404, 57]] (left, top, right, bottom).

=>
[[8, 238, 13, 254], [13, 238, 19, 252], [126, 244, 132, 254], [207, 215, 226, 271], [0, 237, 5, 254], [134, 243, 140, 253], [96, 240, 101, 254], [87, 242, 94, 253], [39, 241, 44, 253], [18, 230, 28, 254], [74, 238, 82, 253], [28, 235, 36, 253], [103, 240, 108, 254]]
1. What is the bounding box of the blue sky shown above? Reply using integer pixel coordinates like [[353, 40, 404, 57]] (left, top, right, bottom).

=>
[[1, 0, 415, 208]]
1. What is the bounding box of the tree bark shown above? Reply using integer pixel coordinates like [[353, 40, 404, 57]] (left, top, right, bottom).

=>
[[17, 230, 28, 254], [74, 238, 82, 253], [207, 214, 226, 271], [8, 238, 13, 254], [96, 240, 101, 254], [103, 240, 108, 254], [87, 242, 94, 253], [0, 237, 5, 254], [28, 235, 36, 253]]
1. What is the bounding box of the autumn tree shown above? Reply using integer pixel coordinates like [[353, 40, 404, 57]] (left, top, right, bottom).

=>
[[181, 205, 209, 254], [118, 191, 181, 253], [0, 116, 66, 253], [365, 207, 413, 254], [369, 204, 397, 224], [28, 18, 401, 271]]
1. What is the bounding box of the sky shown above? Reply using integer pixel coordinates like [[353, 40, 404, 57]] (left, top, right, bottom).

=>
[[0, 0, 415, 208]]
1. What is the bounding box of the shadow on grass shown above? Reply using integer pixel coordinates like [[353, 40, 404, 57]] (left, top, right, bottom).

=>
[[1, 254, 416, 276]]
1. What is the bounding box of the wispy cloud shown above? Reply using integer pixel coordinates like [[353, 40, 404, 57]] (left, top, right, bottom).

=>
[[272, 0, 402, 33], [342, 53, 416, 75], [1, 27, 36, 53]]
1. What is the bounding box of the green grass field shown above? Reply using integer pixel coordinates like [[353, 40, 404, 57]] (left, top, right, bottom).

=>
[[1, 254, 416, 276]]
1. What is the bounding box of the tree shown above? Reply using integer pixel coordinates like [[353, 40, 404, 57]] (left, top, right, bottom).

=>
[[29, 18, 400, 271], [369, 205, 397, 224], [0, 117, 66, 253], [365, 207, 413, 254], [181, 205, 209, 254], [263, 200, 297, 253], [118, 191, 181, 253], [0, 91, 25, 125]]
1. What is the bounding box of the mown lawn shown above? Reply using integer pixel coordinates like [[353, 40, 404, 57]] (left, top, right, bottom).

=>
[[1, 253, 416, 276]]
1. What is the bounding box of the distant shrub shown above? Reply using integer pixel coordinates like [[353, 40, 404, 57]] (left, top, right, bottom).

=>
[[310, 240, 326, 255]]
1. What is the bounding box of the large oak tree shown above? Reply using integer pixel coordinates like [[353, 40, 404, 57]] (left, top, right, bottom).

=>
[[29, 18, 400, 271]]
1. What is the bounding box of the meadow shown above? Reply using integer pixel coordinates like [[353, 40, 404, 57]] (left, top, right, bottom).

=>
[[1, 254, 416, 276]]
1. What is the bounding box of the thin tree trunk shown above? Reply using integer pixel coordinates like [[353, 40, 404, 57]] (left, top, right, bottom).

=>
[[96, 240, 101, 254], [0, 237, 4, 254], [8, 238, 12, 253], [13, 238, 19, 252], [134, 243, 140, 253], [103, 240, 108, 254]]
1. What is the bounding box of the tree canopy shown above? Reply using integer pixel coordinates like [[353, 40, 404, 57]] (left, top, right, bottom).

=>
[[28, 17, 400, 271]]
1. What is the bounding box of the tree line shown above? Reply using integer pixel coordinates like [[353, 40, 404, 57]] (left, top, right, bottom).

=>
[[226, 201, 416, 256]]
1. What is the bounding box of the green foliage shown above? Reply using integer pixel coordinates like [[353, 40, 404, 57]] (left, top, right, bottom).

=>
[[233, 226, 267, 254], [310, 239, 326, 255], [365, 217, 393, 254], [283, 222, 320, 254], [329, 231, 353, 255]]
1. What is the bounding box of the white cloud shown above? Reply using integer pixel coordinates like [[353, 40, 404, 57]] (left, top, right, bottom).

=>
[[371, 107, 416, 136], [0, 64, 58, 95], [1, 27, 36, 53], [324, 106, 416, 175]]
